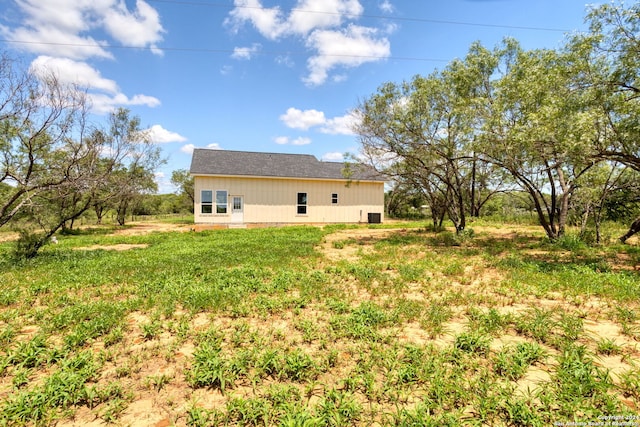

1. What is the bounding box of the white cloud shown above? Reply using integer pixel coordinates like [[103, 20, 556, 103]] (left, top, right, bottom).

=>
[[225, 0, 391, 85], [29, 55, 161, 115], [225, 0, 287, 40], [321, 111, 360, 135], [322, 152, 344, 161], [379, 0, 394, 13], [280, 107, 326, 130], [3, 26, 112, 60], [226, 0, 364, 38], [4, 0, 166, 114], [280, 107, 359, 136], [89, 93, 161, 115], [30, 56, 119, 93], [3, 0, 165, 60], [273, 136, 312, 146], [103, 0, 165, 52], [231, 43, 262, 60], [304, 24, 390, 86], [182, 143, 222, 154], [292, 137, 311, 145], [275, 55, 294, 67], [146, 125, 187, 144], [288, 0, 363, 35], [181, 144, 196, 154]]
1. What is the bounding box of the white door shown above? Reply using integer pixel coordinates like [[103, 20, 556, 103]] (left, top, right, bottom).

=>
[[231, 196, 243, 223]]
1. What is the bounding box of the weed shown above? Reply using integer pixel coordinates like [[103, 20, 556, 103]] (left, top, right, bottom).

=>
[[1, 351, 97, 424], [12, 368, 30, 389], [186, 406, 218, 427], [468, 307, 511, 336], [187, 341, 235, 392], [294, 319, 319, 343], [317, 388, 361, 426], [1, 222, 639, 424], [100, 397, 129, 423], [494, 342, 546, 380], [420, 300, 453, 338], [0, 324, 16, 346], [398, 263, 426, 282], [554, 345, 612, 399], [454, 332, 491, 356], [618, 368, 640, 400], [283, 349, 318, 382], [330, 301, 391, 342], [103, 326, 124, 347], [514, 308, 557, 344], [141, 319, 162, 340], [230, 397, 275, 426], [502, 397, 544, 426], [8, 334, 50, 369], [558, 312, 583, 343], [145, 373, 172, 391], [596, 338, 622, 356]]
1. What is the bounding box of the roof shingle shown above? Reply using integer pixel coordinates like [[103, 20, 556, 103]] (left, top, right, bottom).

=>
[[189, 149, 384, 182]]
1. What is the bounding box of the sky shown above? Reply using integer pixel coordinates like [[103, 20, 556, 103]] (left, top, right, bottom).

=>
[[0, 0, 609, 193]]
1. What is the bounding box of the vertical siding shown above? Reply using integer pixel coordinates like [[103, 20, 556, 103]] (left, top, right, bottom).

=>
[[193, 175, 384, 224]]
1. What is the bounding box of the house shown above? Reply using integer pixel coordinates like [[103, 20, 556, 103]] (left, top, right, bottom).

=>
[[190, 149, 385, 227]]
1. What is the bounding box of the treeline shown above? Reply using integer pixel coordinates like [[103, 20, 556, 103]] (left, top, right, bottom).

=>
[[0, 52, 169, 257], [355, 2, 640, 243]]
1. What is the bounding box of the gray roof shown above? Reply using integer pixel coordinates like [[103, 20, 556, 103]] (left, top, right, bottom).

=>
[[189, 149, 384, 182]]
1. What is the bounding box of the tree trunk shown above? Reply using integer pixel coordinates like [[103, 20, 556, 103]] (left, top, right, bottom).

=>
[[620, 216, 640, 243], [470, 155, 478, 217]]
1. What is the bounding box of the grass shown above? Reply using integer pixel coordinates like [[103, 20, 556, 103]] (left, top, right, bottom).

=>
[[0, 221, 639, 425]]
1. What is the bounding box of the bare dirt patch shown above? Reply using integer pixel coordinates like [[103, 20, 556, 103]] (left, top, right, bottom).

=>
[[114, 221, 192, 236], [75, 243, 149, 251], [320, 227, 403, 262]]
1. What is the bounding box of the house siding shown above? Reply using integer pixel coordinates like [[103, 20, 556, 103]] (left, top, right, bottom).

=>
[[194, 175, 384, 225]]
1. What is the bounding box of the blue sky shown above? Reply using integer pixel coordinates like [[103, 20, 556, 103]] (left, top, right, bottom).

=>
[[1, 0, 606, 193]]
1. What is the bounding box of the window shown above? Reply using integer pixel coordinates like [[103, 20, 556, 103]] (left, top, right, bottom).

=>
[[201, 190, 213, 214], [297, 192, 307, 215], [331, 193, 338, 204], [216, 190, 228, 214], [233, 196, 242, 211]]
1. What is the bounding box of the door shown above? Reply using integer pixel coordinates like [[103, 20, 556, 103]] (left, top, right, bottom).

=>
[[231, 196, 243, 223]]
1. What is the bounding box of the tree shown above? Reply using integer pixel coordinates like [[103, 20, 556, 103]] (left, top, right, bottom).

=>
[[0, 53, 93, 230], [171, 168, 194, 213], [571, 162, 629, 243], [92, 108, 163, 226], [0, 52, 164, 256], [480, 42, 600, 240], [570, 2, 640, 241], [355, 43, 507, 233]]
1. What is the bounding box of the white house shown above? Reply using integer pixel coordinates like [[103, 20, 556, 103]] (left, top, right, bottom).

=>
[[190, 149, 385, 227]]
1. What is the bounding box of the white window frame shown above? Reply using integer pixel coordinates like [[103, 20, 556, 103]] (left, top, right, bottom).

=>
[[216, 190, 228, 214], [201, 190, 213, 214], [297, 192, 307, 215]]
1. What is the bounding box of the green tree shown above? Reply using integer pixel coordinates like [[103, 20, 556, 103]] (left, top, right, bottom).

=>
[[571, 162, 629, 243], [0, 52, 164, 256], [570, 2, 640, 241], [0, 53, 93, 231], [91, 108, 163, 226], [481, 42, 600, 240], [171, 168, 194, 213], [355, 44, 502, 233]]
